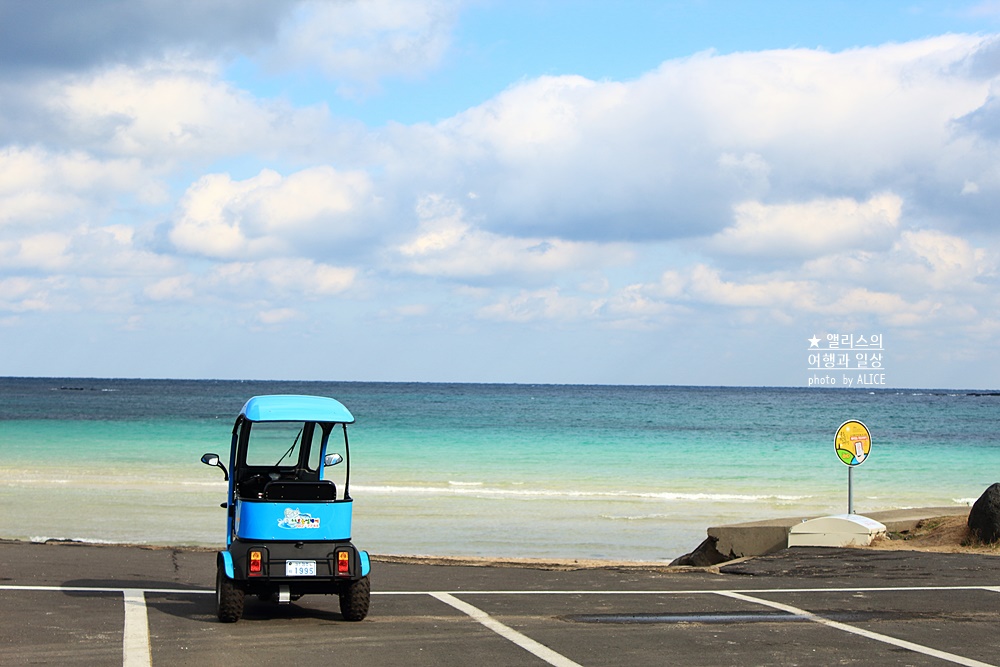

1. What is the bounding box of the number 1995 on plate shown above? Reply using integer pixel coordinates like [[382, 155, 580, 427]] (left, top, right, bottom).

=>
[[285, 560, 316, 576]]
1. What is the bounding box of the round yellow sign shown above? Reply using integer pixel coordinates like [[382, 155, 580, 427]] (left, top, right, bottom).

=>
[[835, 420, 871, 466]]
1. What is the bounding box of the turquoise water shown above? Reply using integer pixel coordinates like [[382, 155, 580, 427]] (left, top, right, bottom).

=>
[[1, 378, 997, 561]]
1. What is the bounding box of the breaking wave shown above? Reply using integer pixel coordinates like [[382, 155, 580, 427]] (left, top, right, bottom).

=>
[[352, 484, 811, 503]]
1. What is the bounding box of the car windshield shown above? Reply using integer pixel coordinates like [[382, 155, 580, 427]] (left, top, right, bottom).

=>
[[246, 421, 322, 470]]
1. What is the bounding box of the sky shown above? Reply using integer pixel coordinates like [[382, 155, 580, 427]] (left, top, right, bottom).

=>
[[3, 0, 1000, 388]]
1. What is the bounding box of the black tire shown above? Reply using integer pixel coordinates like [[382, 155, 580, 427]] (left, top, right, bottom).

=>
[[339, 575, 370, 621], [216, 562, 245, 623]]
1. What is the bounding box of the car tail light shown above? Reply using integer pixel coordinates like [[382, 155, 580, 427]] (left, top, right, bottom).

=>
[[336, 550, 351, 576], [249, 550, 263, 576]]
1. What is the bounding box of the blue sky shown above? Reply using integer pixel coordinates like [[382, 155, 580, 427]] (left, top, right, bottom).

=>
[[235, 2, 1000, 125], [2, 0, 1000, 388]]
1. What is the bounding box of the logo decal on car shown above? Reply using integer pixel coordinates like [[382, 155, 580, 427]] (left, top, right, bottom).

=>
[[278, 507, 320, 529]]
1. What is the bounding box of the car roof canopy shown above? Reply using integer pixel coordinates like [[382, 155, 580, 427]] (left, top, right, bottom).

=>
[[240, 395, 355, 424]]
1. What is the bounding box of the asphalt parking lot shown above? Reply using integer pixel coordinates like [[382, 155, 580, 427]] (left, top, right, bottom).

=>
[[2, 541, 1000, 666]]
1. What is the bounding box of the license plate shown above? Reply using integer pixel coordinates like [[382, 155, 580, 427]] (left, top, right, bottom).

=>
[[285, 560, 316, 576]]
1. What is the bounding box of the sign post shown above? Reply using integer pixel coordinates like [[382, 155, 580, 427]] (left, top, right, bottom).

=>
[[834, 420, 871, 514], [787, 421, 884, 548]]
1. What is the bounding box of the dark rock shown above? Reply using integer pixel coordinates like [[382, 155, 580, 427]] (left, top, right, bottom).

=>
[[968, 483, 1000, 544], [669, 536, 731, 567]]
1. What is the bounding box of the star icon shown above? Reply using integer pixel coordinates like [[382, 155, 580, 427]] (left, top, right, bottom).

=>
[[808, 335, 821, 348]]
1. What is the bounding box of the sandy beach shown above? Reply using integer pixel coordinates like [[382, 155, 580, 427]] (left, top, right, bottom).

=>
[[15, 508, 997, 571]]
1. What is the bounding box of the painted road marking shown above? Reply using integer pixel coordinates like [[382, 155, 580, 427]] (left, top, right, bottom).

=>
[[718, 591, 996, 667], [0, 585, 212, 594], [431, 592, 583, 667], [122, 589, 152, 667], [3, 584, 998, 667], [0, 585, 210, 667], [413, 585, 998, 595]]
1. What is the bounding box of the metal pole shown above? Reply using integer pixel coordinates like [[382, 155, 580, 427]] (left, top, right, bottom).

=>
[[848, 466, 854, 514]]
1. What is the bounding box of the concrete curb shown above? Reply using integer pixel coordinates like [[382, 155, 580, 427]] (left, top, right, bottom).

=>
[[707, 506, 969, 559]]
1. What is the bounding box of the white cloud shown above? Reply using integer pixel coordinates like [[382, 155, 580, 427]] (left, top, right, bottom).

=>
[[710, 193, 903, 259], [209, 258, 356, 297], [599, 283, 684, 326], [53, 59, 332, 162], [802, 229, 997, 296], [601, 260, 966, 332], [259, 259, 357, 296], [0, 223, 177, 279], [442, 75, 603, 162], [240, 167, 375, 236], [0, 276, 61, 312], [822, 288, 942, 327], [169, 167, 375, 260], [893, 229, 996, 290], [0, 233, 71, 271], [609, 258, 994, 335], [394, 194, 633, 279], [169, 172, 264, 258], [272, 0, 461, 96], [256, 307, 301, 325], [146, 257, 356, 308], [477, 288, 601, 323], [144, 275, 195, 302], [415, 35, 998, 243], [0, 146, 158, 226], [686, 264, 816, 309]]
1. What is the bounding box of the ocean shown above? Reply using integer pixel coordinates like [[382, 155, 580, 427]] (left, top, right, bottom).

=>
[[1, 378, 997, 562]]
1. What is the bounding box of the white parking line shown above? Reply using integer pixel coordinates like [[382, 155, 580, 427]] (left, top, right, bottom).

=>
[[430, 592, 583, 667], [408, 585, 996, 595], [3, 584, 998, 667], [0, 585, 209, 667], [0, 585, 212, 594], [718, 591, 996, 667], [122, 589, 152, 667]]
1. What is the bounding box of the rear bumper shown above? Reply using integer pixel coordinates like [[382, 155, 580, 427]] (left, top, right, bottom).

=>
[[224, 539, 369, 591]]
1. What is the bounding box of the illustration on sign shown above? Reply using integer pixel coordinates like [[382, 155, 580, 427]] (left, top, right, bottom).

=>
[[835, 420, 871, 466], [278, 507, 321, 529]]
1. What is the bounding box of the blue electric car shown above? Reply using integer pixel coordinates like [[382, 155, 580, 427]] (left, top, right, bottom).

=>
[[200, 394, 370, 622]]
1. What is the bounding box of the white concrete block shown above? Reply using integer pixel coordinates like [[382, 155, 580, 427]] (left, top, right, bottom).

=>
[[787, 514, 887, 548]]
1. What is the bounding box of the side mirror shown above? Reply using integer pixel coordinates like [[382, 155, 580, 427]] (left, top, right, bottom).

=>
[[324, 453, 344, 467], [201, 452, 229, 481]]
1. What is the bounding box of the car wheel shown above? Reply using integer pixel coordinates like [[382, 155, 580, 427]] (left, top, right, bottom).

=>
[[216, 561, 245, 623], [339, 575, 370, 621]]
